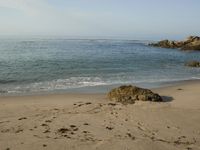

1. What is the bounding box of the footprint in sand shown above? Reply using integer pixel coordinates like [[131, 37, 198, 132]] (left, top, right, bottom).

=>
[[41, 123, 51, 133], [43, 129, 50, 133], [173, 136, 196, 146], [43, 144, 47, 147], [57, 125, 79, 138], [2, 126, 23, 134], [1, 129, 10, 133], [45, 120, 52, 123], [18, 117, 27, 120], [15, 128, 23, 133], [83, 123, 89, 126], [106, 126, 114, 130], [81, 131, 97, 142], [126, 133, 136, 140], [108, 103, 117, 106], [41, 123, 48, 127], [83, 131, 89, 134], [73, 102, 92, 107]]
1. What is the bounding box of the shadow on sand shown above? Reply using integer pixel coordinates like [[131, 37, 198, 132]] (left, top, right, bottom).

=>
[[161, 96, 174, 102]]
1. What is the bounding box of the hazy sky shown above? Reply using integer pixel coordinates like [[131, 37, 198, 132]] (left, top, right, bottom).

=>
[[0, 0, 200, 39]]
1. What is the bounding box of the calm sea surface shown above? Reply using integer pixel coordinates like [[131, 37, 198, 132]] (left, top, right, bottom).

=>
[[0, 38, 200, 95]]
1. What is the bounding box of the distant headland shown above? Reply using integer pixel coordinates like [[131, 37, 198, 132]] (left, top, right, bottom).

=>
[[149, 36, 200, 51]]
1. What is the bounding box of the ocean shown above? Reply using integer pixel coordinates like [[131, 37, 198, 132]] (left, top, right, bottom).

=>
[[0, 38, 200, 95]]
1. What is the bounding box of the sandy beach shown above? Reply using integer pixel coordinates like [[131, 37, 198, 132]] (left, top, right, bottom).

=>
[[0, 80, 200, 150]]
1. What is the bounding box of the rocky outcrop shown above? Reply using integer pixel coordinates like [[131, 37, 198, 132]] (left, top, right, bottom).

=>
[[107, 85, 163, 104], [149, 36, 200, 51], [185, 61, 200, 67]]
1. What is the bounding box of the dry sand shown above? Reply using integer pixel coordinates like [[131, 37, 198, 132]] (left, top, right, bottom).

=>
[[0, 80, 200, 150]]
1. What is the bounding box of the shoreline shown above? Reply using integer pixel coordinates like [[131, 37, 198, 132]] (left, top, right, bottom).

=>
[[1, 78, 200, 97]]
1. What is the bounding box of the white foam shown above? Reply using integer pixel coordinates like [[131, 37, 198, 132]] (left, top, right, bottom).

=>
[[2, 76, 200, 95], [23, 77, 106, 92]]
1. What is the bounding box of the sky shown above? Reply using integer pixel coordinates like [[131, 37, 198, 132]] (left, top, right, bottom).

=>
[[0, 0, 200, 40]]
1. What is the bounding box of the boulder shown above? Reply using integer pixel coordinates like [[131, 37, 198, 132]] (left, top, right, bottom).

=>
[[149, 36, 200, 51], [149, 40, 180, 49], [107, 85, 163, 104], [185, 61, 200, 67], [181, 40, 200, 50], [186, 36, 200, 42]]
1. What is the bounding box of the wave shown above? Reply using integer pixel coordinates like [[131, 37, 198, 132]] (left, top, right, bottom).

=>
[[1, 76, 200, 95], [0, 79, 18, 84], [32, 77, 106, 89], [191, 77, 200, 80], [3, 77, 106, 94]]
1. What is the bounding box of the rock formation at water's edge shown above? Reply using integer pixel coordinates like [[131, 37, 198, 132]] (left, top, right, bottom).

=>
[[149, 36, 200, 51]]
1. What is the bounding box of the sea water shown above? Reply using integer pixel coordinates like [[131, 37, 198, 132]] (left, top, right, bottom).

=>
[[0, 38, 200, 95]]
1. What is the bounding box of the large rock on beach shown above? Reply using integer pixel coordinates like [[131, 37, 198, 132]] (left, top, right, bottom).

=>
[[185, 61, 200, 67], [149, 36, 200, 51], [107, 85, 163, 104]]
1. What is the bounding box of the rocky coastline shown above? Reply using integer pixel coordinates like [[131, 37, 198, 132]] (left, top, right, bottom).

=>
[[185, 61, 200, 67], [149, 36, 200, 51]]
